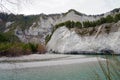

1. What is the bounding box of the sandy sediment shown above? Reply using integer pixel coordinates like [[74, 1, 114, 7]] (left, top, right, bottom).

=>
[[0, 54, 105, 69]]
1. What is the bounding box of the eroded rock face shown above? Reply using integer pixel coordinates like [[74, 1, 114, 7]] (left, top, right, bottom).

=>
[[47, 21, 120, 54], [1, 8, 120, 45], [15, 10, 101, 44]]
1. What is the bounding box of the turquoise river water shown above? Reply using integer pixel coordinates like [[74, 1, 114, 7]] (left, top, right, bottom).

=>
[[0, 55, 119, 80]]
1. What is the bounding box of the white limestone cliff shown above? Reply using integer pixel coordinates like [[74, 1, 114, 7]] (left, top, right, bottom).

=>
[[15, 10, 101, 43], [47, 21, 120, 54]]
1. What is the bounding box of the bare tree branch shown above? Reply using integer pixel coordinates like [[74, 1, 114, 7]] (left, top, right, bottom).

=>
[[0, 0, 29, 13]]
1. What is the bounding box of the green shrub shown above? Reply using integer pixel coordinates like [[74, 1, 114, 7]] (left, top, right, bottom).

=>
[[45, 35, 52, 44], [28, 43, 38, 53], [0, 32, 20, 43], [22, 43, 38, 53], [83, 21, 91, 27], [100, 17, 107, 24], [55, 13, 120, 30], [55, 21, 82, 29], [75, 22, 82, 28], [0, 42, 46, 57], [106, 15, 114, 23], [0, 43, 12, 52], [114, 13, 120, 22]]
